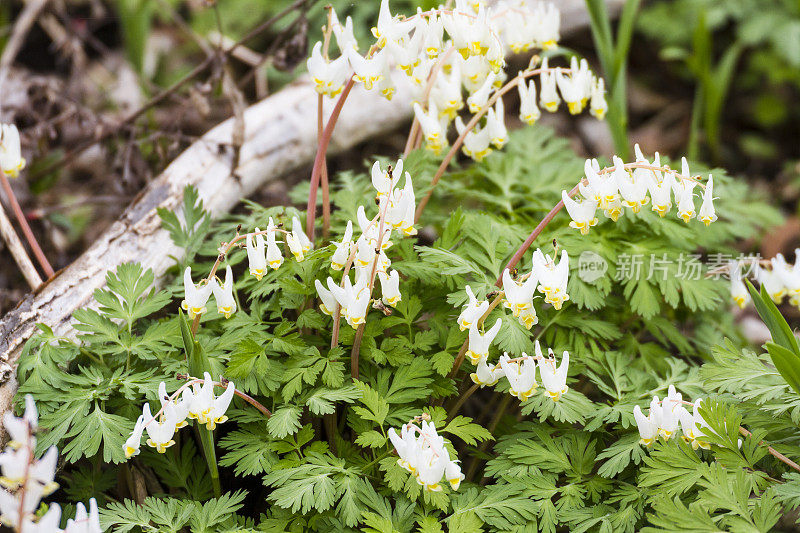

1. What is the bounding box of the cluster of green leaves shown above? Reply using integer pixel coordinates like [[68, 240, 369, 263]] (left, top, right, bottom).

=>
[[15, 125, 790, 531]]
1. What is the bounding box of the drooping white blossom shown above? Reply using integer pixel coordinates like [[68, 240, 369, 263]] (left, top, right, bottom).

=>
[[211, 265, 236, 318], [247, 229, 268, 279], [470, 360, 505, 387], [266, 218, 284, 270], [729, 260, 750, 309], [533, 249, 569, 310], [388, 417, 464, 492], [287, 216, 313, 262], [307, 42, 350, 98], [537, 346, 569, 402], [499, 353, 538, 401], [0, 124, 25, 178], [457, 285, 489, 331], [466, 318, 502, 364], [181, 267, 212, 319], [562, 190, 598, 235]]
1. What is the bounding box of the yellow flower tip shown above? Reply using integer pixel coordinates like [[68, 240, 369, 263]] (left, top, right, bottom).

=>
[[640, 437, 655, 447], [251, 270, 264, 281], [0, 477, 21, 490], [124, 446, 139, 459], [567, 101, 581, 115], [543, 40, 558, 50], [543, 101, 559, 113], [733, 296, 746, 308], [458, 320, 470, 331], [42, 481, 59, 496], [770, 291, 786, 304], [382, 89, 395, 101], [426, 483, 443, 492], [470, 373, 480, 384], [592, 109, 607, 120]]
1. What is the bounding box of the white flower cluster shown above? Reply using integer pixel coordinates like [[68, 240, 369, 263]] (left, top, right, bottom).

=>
[[0, 395, 101, 533], [469, 341, 569, 402], [182, 215, 313, 320], [388, 414, 464, 492], [123, 373, 235, 458], [0, 123, 26, 179], [315, 159, 415, 329], [458, 248, 568, 341], [730, 251, 800, 308], [633, 385, 711, 451], [562, 145, 717, 235], [308, 0, 606, 161]]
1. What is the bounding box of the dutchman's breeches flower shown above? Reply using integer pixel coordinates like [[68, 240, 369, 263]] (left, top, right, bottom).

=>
[[466, 318, 502, 364], [538, 349, 569, 401], [266, 218, 284, 270], [457, 285, 489, 331], [247, 229, 268, 279], [728, 260, 751, 309], [181, 267, 212, 319], [562, 190, 599, 235], [0, 124, 25, 178], [211, 265, 237, 318], [307, 42, 349, 97], [470, 360, 505, 387], [499, 353, 538, 401], [142, 403, 178, 453], [533, 249, 570, 310]]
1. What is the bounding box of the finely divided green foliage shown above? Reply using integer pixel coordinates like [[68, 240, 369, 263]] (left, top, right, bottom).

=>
[[15, 125, 789, 531]]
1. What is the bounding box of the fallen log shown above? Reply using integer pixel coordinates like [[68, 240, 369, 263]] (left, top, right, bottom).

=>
[[0, 0, 621, 414]]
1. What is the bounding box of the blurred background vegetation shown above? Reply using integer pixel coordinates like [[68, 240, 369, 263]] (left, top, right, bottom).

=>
[[0, 0, 798, 310]]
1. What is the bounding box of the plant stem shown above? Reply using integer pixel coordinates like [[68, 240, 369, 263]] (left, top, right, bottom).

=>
[[306, 78, 355, 241], [739, 426, 800, 474], [447, 383, 479, 420], [0, 202, 41, 289], [0, 173, 54, 278], [350, 189, 392, 379], [317, 94, 332, 239], [351, 324, 364, 380], [448, 293, 504, 378], [498, 183, 580, 287]]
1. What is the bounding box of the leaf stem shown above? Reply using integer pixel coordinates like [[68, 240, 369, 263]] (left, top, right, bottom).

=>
[[739, 426, 800, 474]]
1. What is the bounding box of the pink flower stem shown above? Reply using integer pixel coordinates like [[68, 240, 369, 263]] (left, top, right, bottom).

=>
[[305, 78, 355, 242]]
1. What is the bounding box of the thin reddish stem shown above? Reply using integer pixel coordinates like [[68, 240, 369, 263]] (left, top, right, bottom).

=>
[[306, 78, 355, 241], [0, 172, 54, 278], [318, 94, 332, 239], [498, 183, 580, 287]]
